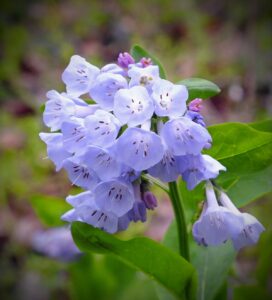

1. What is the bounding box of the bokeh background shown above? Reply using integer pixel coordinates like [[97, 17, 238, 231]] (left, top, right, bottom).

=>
[[0, 0, 271, 299]]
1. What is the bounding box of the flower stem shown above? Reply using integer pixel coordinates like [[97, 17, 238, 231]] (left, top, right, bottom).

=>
[[168, 181, 190, 261]]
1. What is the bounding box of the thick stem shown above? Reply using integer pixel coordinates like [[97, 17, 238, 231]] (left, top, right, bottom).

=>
[[168, 181, 190, 261]]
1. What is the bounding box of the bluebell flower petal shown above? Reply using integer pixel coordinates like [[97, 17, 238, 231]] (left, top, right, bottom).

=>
[[89, 73, 128, 110], [39, 132, 70, 171], [231, 213, 265, 250], [62, 55, 100, 96], [93, 180, 135, 217], [151, 79, 188, 117], [62, 118, 87, 153], [115, 127, 164, 171], [128, 65, 160, 92], [186, 111, 206, 127], [114, 86, 154, 127], [43, 90, 76, 131], [62, 204, 119, 234], [83, 145, 122, 180], [178, 154, 226, 190], [148, 148, 179, 182], [101, 63, 125, 76], [66, 191, 94, 207], [193, 206, 243, 246], [84, 110, 121, 148], [63, 157, 99, 189], [161, 117, 212, 156], [117, 214, 131, 231]]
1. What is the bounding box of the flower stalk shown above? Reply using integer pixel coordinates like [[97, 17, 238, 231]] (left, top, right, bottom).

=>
[[168, 181, 190, 261]]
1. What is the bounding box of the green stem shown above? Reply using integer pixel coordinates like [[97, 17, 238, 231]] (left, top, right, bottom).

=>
[[168, 181, 190, 261]]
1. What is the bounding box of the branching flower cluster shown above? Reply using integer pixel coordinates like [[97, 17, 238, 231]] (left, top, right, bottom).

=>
[[40, 52, 264, 249]]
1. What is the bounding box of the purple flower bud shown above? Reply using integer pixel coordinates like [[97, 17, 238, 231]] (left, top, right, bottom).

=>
[[117, 52, 135, 69], [186, 111, 206, 127], [140, 57, 152, 67], [188, 98, 203, 112], [143, 191, 158, 210]]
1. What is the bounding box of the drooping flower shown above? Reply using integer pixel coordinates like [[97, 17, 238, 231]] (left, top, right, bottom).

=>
[[89, 73, 128, 111], [219, 191, 265, 250], [62, 55, 100, 96], [39, 132, 70, 171], [148, 147, 179, 182], [62, 191, 119, 234], [62, 118, 87, 153], [82, 145, 122, 181], [93, 179, 135, 217], [114, 127, 164, 171], [192, 182, 244, 246], [43, 90, 76, 131], [178, 154, 226, 190], [113, 86, 154, 127], [84, 110, 121, 148], [151, 79, 188, 118], [63, 156, 99, 189], [161, 117, 212, 156]]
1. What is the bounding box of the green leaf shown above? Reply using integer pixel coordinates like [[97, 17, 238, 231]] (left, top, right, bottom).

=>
[[72, 222, 197, 300], [30, 194, 71, 226], [130, 44, 166, 79], [205, 122, 272, 207], [178, 78, 221, 101], [249, 119, 272, 133]]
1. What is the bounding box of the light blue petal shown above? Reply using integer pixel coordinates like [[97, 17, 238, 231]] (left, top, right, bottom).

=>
[[151, 79, 188, 117], [61, 118, 87, 153], [93, 180, 135, 217], [63, 156, 99, 189], [231, 213, 265, 250], [83, 145, 122, 180], [113, 86, 154, 127], [148, 148, 179, 182], [115, 127, 164, 171], [84, 110, 120, 148], [162, 117, 212, 156], [89, 73, 128, 110], [43, 90, 76, 131], [39, 132, 70, 171], [62, 55, 100, 96], [128, 65, 160, 92]]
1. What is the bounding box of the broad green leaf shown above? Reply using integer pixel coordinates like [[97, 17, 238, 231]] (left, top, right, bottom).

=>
[[130, 44, 166, 79], [72, 222, 197, 300], [30, 194, 70, 226], [249, 119, 272, 133], [233, 285, 271, 300], [178, 78, 221, 101]]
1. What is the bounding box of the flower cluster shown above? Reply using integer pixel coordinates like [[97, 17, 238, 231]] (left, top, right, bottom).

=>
[[40, 52, 226, 234], [193, 181, 265, 250]]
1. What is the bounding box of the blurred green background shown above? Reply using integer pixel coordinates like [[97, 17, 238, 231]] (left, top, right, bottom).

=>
[[0, 0, 271, 299]]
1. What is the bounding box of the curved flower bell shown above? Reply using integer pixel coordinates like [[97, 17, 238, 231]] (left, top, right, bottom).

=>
[[219, 191, 265, 250], [62, 55, 100, 96], [192, 181, 244, 246]]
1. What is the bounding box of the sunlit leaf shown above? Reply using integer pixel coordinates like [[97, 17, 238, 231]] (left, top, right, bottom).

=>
[[178, 78, 221, 101]]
